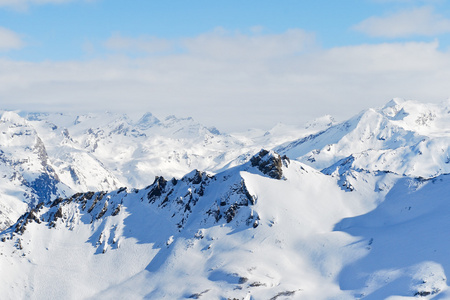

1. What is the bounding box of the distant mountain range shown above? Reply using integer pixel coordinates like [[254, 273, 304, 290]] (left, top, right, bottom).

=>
[[1, 99, 450, 299]]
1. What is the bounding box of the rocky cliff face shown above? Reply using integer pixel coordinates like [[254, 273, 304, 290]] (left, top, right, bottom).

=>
[[250, 149, 290, 180]]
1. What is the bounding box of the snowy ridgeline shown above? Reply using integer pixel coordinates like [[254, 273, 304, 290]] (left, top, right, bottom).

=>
[[1, 99, 450, 299], [0, 108, 332, 232]]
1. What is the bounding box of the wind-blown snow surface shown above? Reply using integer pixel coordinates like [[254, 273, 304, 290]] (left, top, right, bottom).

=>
[[1, 99, 450, 299]]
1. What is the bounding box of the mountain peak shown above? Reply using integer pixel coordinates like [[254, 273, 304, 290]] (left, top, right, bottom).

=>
[[305, 114, 335, 129], [136, 112, 160, 130], [0, 110, 26, 125], [383, 97, 405, 109], [380, 98, 408, 119]]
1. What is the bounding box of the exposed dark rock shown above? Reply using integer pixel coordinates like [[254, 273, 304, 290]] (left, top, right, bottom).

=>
[[70, 192, 84, 200], [62, 128, 72, 138], [206, 206, 221, 222], [16, 239, 22, 250], [159, 195, 170, 208], [87, 192, 107, 213], [48, 206, 64, 227], [250, 149, 286, 180], [220, 180, 256, 209], [111, 204, 121, 216], [191, 170, 203, 184], [415, 291, 431, 297], [342, 180, 354, 192], [147, 176, 167, 203], [80, 192, 95, 210], [54, 207, 63, 220], [240, 181, 256, 205], [238, 277, 248, 284], [82, 192, 95, 201], [414, 289, 440, 297], [33, 136, 49, 166], [225, 204, 238, 223], [184, 203, 191, 213], [14, 206, 43, 234], [252, 219, 259, 228], [198, 181, 207, 196], [117, 187, 127, 194], [28, 211, 41, 224], [96, 191, 106, 201], [249, 281, 266, 287], [188, 289, 210, 299], [96, 203, 108, 219], [269, 290, 301, 300], [50, 197, 64, 207]]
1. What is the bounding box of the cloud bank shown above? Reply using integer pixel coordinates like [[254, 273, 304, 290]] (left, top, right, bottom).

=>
[[354, 6, 450, 38], [0, 27, 24, 50], [104, 33, 172, 54], [1, 28, 450, 131]]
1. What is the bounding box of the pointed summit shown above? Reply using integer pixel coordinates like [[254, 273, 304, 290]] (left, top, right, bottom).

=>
[[136, 112, 160, 130], [383, 97, 405, 109], [381, 98, 407, 119]]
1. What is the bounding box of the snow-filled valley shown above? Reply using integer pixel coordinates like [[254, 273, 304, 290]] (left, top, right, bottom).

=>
[[1, 99, 450, 299]]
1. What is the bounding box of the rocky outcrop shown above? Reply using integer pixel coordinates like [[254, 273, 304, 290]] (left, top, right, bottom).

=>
[[14, 203, 44, 234], [250, 149, 289, 180]]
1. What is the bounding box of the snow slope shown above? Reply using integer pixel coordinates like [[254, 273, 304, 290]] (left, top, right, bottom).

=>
[[277, 98, 450, 178], [0, 111, 71, 231], [1, 99, 450, 299], [0, 150, 372, 299]]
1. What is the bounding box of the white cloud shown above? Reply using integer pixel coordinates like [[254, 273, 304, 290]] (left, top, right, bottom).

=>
[[1, 30, 450, 131], [354, 6, 450, 38], [104, 33, 172, 54], [103, 28, 315, 60], [0, 27, 24, 50], [181, 27, 315, 60]]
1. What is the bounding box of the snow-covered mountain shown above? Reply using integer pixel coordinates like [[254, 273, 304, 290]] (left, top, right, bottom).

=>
[[0, 111, 71, 231], [0, 110, 329, 232], [0, 150, 372, 299], [1, 99, 450, 299], [23, 110, 332, 188], [277, 98, 450, 178]]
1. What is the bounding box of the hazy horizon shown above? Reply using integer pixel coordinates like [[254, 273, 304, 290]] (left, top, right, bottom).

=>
[[1, 0, 450, 131]]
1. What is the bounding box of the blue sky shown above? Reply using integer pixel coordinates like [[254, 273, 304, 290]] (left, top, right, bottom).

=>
[[1, 0, 450, 130], [2, 0, 445, 60]]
